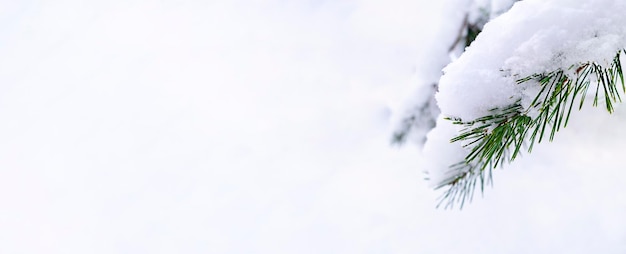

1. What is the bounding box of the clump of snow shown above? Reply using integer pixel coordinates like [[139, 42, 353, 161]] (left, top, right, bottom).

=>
[[425, 0, 626, 186], [391, 0, 521, 146], [422, 115, 469, 185], [390, 79, 440, 145]]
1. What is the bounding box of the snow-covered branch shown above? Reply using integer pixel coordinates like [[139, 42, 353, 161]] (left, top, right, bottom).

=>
[[425, 0, 626, 207]]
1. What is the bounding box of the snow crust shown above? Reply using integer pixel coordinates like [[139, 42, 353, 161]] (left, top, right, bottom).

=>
[[425, 0, 626, 185]]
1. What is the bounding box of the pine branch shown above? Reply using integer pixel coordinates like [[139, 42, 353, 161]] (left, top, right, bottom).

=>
[[437, 49, 626, 209]]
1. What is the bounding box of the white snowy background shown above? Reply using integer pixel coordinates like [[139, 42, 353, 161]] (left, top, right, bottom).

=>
[[1, 0, 625, 253]]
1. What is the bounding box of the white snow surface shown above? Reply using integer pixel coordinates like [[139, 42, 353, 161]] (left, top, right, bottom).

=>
[[426, 0, 626, 185], [1, 0, 626, 253], [438, 0, 626, 121]]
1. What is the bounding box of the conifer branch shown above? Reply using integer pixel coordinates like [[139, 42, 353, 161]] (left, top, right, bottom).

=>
[[437, 49, 626, 209]]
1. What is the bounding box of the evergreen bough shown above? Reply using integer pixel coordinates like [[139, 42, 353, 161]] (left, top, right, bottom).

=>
[[437, 49, 626, 209]]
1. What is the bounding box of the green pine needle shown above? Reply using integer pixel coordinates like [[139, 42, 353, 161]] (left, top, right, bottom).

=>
[[437, 50, 626, 209]]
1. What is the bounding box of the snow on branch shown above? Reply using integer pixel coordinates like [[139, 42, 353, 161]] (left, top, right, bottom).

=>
[[424, 0, 626, 208]]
